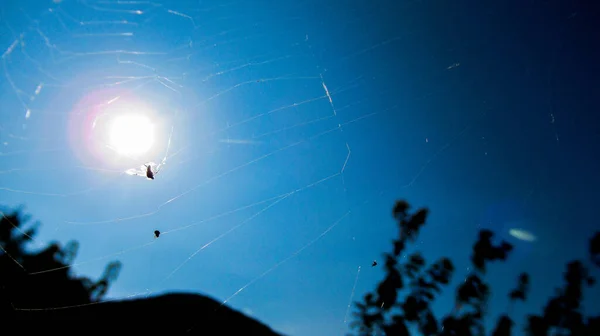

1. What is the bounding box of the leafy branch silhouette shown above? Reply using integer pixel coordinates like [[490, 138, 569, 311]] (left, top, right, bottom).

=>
[[0, 207, 121, 314], [352, 200, 600, 336]]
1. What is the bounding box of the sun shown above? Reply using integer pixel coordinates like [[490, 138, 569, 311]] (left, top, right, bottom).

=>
[[108, 114, 155, 156]]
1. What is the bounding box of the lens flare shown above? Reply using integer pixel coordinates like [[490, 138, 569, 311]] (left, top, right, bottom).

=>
[[509, 228, 537, 242]]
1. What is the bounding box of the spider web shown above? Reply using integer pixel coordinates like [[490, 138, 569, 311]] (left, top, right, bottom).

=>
[[0, 1, 485, 335]]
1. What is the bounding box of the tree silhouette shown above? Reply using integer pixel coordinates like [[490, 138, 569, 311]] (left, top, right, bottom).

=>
[[0, 206, 281, 335], [0, 207, 119, 313], [352, 200, 600, 336]]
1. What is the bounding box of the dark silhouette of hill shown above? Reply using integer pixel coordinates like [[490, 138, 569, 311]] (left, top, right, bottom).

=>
[[0, 206, 282, 335], [16, 292, 279, 334], [351, 200, 600, 336]]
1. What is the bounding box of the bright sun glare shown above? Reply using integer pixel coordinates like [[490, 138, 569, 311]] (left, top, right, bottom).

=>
[[108, 114, 155, 156]]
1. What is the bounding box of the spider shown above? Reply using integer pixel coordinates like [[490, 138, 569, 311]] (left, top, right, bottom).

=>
[[154, 230, 160, 238], [125, 162, 162, 180]]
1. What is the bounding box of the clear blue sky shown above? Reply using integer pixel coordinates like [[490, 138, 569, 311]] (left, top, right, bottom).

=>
[[1, 0, 599, 335]]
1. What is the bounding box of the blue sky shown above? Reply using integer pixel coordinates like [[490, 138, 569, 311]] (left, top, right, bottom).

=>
[[1, 0, 599, 335]]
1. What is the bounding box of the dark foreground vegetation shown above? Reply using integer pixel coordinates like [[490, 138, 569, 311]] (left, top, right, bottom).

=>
[[1, 200, 599, 335], [0, 207, 280, 335], [351, 200, 600, 336]]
